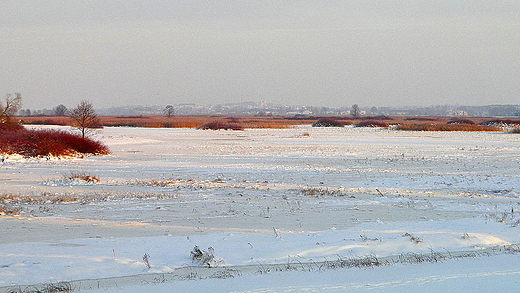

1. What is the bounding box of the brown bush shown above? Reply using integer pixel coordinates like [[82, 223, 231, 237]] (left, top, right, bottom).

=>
[[404, 117, 439, 121], [196, 121, 244, 130], [24, 118, 68, 126], [361, 116, 394, 121], [446, 118, 475, 125], [354, 120, 389, 128], [0, 127, 109, 157], [312, 118, 345, 127], [62, 171, 100, 183]]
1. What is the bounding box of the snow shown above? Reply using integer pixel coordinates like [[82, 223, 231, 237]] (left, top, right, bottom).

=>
[[1, 126, 520, 292]]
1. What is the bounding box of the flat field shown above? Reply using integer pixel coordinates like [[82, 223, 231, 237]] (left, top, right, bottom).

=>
[[1, 126, 520, 292]]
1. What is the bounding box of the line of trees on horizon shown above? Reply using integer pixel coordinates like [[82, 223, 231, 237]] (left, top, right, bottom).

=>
[[8, 98, 520, 118]]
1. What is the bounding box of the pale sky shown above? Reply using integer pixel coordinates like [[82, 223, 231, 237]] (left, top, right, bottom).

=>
[[1, 1, 519, 110]]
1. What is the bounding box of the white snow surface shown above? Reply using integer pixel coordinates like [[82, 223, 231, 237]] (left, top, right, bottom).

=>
[[1, 126, 520, 292]]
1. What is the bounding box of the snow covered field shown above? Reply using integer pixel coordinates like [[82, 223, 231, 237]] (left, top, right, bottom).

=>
[[1, 126, 520, 292]]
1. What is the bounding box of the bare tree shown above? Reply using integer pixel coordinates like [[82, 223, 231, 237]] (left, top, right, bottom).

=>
[[164, 105, 175, 118], [350, 104, 360, 118], [69, 100, 101, 138], [53, 104, 68, 116], [0, 93, 22, 124]]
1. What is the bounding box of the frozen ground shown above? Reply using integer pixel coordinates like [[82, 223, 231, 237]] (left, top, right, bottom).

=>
[[1, 126, 519, 292]]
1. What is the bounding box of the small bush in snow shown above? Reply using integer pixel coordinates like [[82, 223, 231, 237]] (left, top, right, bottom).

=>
[[62, 172, 100, 184], [311, 118, 345, 127], [5, 281, 73, 293], [44, 282, 73, 293], [190, 246, 215, 267], [143, 253, 151, 269], [402, 232, 423, 244]]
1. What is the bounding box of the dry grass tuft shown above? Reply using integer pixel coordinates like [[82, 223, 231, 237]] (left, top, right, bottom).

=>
[[5, 281, 73, 293], [62, 172, 100, 183], [0, 204, 22, 216], [300, 187, 355, 198], [402, 232, 423, 244], [1, 191, 179, 206], [0, 192, 82, 204]]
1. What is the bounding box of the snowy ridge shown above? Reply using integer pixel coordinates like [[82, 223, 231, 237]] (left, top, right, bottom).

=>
[[1, 244, 519, 293]]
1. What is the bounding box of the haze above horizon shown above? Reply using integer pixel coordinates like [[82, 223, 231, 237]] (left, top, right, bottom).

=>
[[2, 1, 519, 109]]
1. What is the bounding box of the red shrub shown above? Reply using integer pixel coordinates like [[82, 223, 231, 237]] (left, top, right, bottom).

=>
[[354, 120, 389, 128], [312, 118, 345, 127], [0, 123, 24, 132], [446, 118, 475, 125], [404, 117, 439, 121], [24, 119, 68, 126], [362, 116, 394, 121], [0, 127, 109, 157], [196, 121, 244, 130]]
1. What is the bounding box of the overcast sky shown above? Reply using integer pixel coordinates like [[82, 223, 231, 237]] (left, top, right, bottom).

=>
[[1, 1, 519, 110]]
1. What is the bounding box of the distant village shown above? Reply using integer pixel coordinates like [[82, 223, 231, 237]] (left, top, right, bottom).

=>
[[18, 101, 520, 118]]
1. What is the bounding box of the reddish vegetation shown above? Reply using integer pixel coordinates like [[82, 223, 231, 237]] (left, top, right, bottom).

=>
[[446, 118, 475, 125], [22, 115, 313, 129], [0, 124, 109, 157], [312, 118, 345, 127], [17, 115, 510, 132], [395, 123, 500, 132], [196, 121, 244, 130], [404, 117, 439, 121], [354, 120, 390, 128]]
